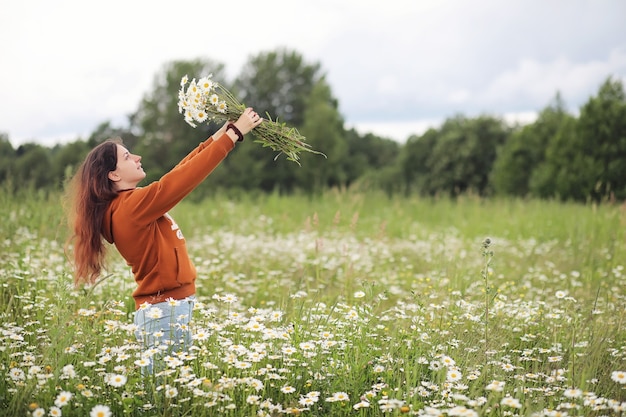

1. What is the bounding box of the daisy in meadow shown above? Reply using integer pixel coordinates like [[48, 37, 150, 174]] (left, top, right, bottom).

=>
[[90, 405, 112, 417], [612, 370, 626, 384], [299, 396, 317, 407], [447, 368, 463, 382], [49, 406, 62, 417], [486, 380, 505, 392], [134, 357, 151, 368], [501, 396, 522, 409], [54, 391, 72, 407], [281, 385, 296, 394], [326, 392, 350, 402], [106, 373, 127, 388], [563, 388, 582, 398], [164, 385, 178, 398]]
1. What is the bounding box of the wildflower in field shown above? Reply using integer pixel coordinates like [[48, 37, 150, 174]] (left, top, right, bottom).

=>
[[193, 328, 210, 341], [562, 388, 582, 398], [441, 355, 456, 367], [612, 371, 626, 383], [105, 373, 127, 387], [353, 400, 370, 410], [54, 391, 73, 407], [244, 320, 265, 332], [32, 408, 45, 417], [220, 293, 238, 304], [429, 360, 443, 371], [247, 395, 260, 405], [373, 364, 386, 373], [90, 404, 112, 417], [164, 385, 178, 398], [501, 362, 515, 372], [282, 345, 297, 355], [447, 368, 463, 382], [326, 391, 349, 402], [166, 297, 180, 307], [234, 360, 252, 369], [354, 291, 366, 298], [448, 405, 478, 417], [9, 367, 25, 381], [49, 406, 62, 416], [134, 357, 151, 367], [299, 396, 317, 407], [486, 380, 505, 392], [147, 307, 163, 319], [346, 309, 359, 320], [555, 290, 567, 299], [281, 385, 296, 393], [501, 396, 522, 409]]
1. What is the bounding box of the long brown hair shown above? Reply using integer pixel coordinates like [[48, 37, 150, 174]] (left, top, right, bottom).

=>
[[66, 138, 121, 286]]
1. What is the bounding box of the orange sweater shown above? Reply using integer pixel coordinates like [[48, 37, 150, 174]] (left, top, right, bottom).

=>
[[101, 134, 235, 309]]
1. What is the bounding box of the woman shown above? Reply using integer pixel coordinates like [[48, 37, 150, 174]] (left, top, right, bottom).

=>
[[66, 108, 262, 363]]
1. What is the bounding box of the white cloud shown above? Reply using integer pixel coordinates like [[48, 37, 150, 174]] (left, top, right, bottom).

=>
[[480, 47, 626, 111], [1, 0, 625, 147]]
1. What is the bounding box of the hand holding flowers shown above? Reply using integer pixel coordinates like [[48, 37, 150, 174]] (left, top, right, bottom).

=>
[[178, 74, 323, 163]]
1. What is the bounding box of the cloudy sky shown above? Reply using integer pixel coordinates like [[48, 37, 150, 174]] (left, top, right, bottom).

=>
[[1, 0, 625, 146]]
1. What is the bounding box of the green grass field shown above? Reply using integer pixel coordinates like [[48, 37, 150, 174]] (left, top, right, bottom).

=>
[[1, 189, 625, 416]]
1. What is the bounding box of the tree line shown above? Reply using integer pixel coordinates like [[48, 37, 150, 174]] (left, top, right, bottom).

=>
[[1, 48, 625, 203]]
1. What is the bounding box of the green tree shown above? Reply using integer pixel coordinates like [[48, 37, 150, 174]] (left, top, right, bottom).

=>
[[296, 79, 347, 193], [491, 94, 571, 197], [130, 59, 229, 189], [343, 129, 401, 193], [235, 48, 322, 127], [529, 117, 595, 200], [87, 121, 138, 149], [50, 140, 92, 187], [399, 129, 438, 195], [14, 143, 53, 189], [0, 133, 14, 186], [577, 77, 626, 200], [530, 77, 626, 201], [230, 48, 325, 192], [415, 115, 509, 197]]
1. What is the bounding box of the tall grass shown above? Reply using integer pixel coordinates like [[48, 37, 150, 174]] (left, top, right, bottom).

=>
[[1, 188, 625, 416]]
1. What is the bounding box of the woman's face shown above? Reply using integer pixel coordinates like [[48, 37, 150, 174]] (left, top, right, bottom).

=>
[[108, 144, 146, 189]]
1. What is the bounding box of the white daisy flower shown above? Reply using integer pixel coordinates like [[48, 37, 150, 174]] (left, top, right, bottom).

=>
[[90, 404, 112, 417], [198, 77, 214, 92], [106, 373, 127, 388], [501, 396, 522, 409], [164, 385, 178, 398], [447, 369, 463, 382], [194, 109, 208, 123], [49, 406, 62, 417], [146, 306, 163, 319], [54, 391, 73, 407], [281, 385, 296, 394], [612, 371, 626, 384]]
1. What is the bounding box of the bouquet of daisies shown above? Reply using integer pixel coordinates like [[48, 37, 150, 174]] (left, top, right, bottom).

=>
[[178, 74, 322, 163]]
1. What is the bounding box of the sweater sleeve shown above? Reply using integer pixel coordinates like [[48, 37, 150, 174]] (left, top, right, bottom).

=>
[[120, 134, 234, 224], [173, 137, 215, 168]]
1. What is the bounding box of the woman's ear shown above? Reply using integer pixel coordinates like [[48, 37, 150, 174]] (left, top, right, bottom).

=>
[[108, 171, 120, 182]]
